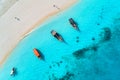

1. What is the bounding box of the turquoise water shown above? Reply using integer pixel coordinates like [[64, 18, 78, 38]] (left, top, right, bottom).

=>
[[0, 0, 120, 80]]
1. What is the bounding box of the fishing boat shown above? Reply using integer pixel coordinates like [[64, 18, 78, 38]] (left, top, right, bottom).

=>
[[51, 30, 64, 41], [69, 18, 79, 30], [10, 67, 15, 76], [33, 48, 41, 59]]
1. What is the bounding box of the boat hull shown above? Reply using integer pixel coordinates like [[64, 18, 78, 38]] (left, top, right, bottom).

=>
[[33, 48, 41, 58], [51, 30, 64, 42], [69, 18, 79, 30]]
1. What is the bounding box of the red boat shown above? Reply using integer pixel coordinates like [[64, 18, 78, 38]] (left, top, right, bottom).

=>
[[33, 48, 41, 59]]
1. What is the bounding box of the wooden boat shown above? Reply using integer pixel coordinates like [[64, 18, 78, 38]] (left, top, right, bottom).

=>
[[10, 67, 15, 76], [69, 18, 78, 30], [51, 30, 64, 41], [33, 48, 41, 59]]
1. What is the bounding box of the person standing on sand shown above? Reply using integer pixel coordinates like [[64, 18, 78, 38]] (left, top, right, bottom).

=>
[[14, 17, 20, 21]]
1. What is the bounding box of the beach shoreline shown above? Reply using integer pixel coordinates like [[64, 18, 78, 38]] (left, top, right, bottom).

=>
[[0, 0, 78, 66]]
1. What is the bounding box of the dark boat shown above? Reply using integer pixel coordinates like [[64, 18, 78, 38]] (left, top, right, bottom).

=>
[[69, 18, 78, 30], [51, 30, 64, 41], [10, 67, 15, 76], [33, 48, 42, 59]]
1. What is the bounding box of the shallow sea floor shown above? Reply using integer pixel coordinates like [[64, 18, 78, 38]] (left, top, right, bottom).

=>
[[0, 0, 120, 80]]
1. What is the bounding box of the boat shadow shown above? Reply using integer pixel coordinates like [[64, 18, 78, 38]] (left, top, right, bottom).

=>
[[77, 27, 80, 32], [57, 33, 68, 45], [37, 49, 45, 61], [74, 22, 80, 32], [62, 38, 68, 45]]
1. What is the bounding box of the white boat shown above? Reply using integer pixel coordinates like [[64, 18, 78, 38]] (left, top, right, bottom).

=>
[[10, 67, 15, 76]]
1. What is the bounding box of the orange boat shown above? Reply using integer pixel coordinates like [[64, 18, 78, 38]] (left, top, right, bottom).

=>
[[33, 48, 41, 59]]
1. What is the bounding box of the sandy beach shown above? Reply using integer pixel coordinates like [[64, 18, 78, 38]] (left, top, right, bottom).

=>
[[0, 0, 77, 66], [0, 0, 17, 17]]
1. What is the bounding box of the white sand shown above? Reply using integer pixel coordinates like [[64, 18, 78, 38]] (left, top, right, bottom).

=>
[[0, 0, 17, 17], [0, 0, 77, 65]]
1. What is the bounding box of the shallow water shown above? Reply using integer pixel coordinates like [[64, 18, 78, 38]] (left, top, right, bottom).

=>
[[0, 0, 120, 80]]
